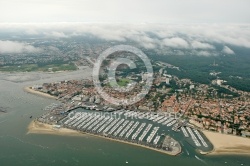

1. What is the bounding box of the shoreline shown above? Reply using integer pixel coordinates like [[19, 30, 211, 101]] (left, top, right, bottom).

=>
[[24, 86, 57, 99], [200, 130, 250, 156], [27, 121, 180, 156], [24, 86, 250, 156], [27, 120, 86, 137], [78, 131, 180, 156]]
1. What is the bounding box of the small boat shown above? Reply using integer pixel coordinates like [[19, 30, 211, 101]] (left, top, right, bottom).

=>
[[30, 116, 33, 119]]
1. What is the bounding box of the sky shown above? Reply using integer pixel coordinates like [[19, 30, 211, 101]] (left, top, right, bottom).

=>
[[0, 0, 250, 23], [0, 0, 250, 55]]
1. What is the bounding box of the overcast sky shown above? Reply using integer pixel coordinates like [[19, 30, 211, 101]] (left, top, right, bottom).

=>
[[0, 0, 250, 23], [0, 0, 250, 55]]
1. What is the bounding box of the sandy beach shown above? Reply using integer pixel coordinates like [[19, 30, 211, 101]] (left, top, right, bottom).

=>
[[201, 130, 250, 155], [27, 120, 85, 137], [24, 87, 57, 99]]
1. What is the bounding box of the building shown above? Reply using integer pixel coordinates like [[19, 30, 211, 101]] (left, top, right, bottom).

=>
[[166, 78, 170, 85]]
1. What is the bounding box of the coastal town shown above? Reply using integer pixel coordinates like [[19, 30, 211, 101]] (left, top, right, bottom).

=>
[[29, 62, 250, 139], [19, 56, 247, 157]]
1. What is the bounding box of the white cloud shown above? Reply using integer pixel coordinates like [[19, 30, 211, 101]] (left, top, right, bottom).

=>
[[0, 40, 41, 53], [130, 34, 159, 49], [222, 46, 235, 54], [162, 37, 189, 49], [193, 50, 213, 56], [0, 23, 250, 56], [44, 31, 68, 38], [191, 41, 215, 49]]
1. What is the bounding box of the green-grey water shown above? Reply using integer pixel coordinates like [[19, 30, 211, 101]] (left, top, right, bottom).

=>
[[0, 71, 249, 166]]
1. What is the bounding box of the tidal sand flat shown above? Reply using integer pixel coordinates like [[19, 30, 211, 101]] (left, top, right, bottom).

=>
[[27, 120, 84, 137], [24, 87, 57, 99]]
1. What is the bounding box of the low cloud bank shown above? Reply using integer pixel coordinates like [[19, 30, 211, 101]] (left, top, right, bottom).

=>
[[0, 40, 41, 53], [1, 23, 248, 55]]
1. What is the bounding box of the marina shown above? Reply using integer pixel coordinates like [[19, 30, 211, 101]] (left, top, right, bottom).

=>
[[181, 127, 189, 137], [193, 129, 208, 147], [35, 105, 214, 156], [186, 127, 201, 147], [132, 123, 146, 140], [126, 121, 140, 139]]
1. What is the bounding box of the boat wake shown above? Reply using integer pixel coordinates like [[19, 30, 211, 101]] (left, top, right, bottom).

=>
[[186, 150, 189, 155], [6, 135, 50, 149], [195, 155, 207, 165], [0, 120, 6, 124]]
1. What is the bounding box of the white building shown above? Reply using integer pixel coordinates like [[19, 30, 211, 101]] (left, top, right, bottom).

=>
[[166, 78, 170, 85], [190, 85, 195, 90]]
